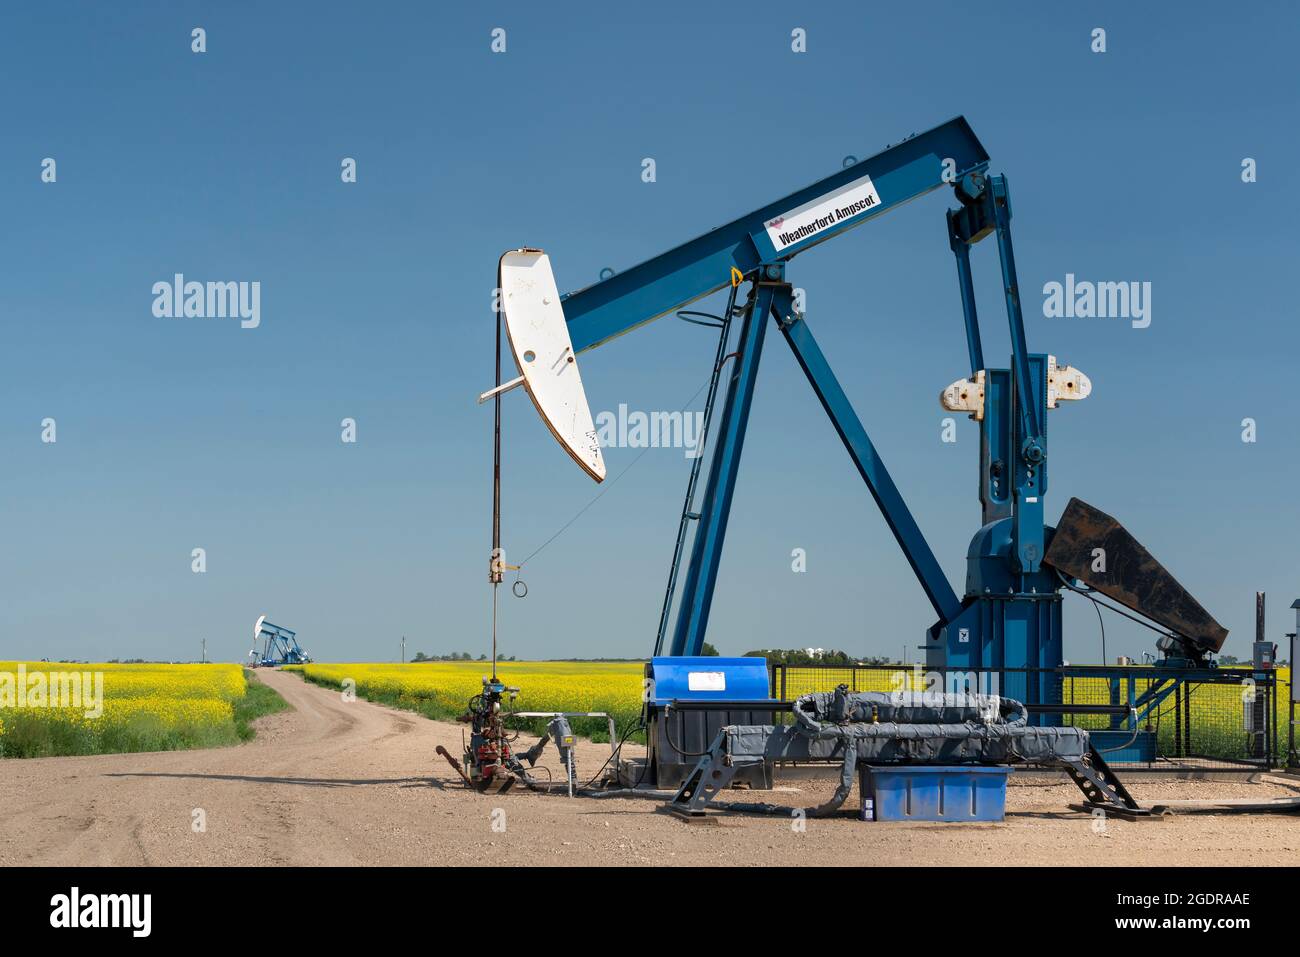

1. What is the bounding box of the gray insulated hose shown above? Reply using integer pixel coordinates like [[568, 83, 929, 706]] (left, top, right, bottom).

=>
[[793, 686, 1028, 732]]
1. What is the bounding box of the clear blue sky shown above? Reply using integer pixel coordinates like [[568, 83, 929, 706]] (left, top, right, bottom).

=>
[[2, 1, 1296, 664]]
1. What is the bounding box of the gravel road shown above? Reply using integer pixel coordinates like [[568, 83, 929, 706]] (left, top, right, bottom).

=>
[[2, 668, 1297, 866]]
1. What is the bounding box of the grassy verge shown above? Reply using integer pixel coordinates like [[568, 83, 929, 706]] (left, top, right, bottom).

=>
[[233, 669, 291, 740]]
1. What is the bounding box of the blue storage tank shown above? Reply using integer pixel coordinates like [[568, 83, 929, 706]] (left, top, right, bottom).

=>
[[645, 656, 777, 789], [648, 656, 771, 705], [859, 765, 1010, 822]]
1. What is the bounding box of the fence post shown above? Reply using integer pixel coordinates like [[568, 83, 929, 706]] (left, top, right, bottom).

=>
[[1270, 675, 1277, 769], [1173, 684, 1182, 758], [1290, 692, 1295, 769], [1284, 686, 1294, 764], [1291, 628, 1298, 768], [1127, 677, 1136, 732]]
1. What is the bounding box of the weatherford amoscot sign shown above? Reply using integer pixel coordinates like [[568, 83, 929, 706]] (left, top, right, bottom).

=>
[[764, 172, 882, 252]]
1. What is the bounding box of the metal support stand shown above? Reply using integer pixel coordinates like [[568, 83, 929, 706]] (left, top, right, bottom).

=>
[[1062, 747, 1153, 820], [665, 732, 741, 820], [655, 282, 741, 656], [669, 278, 777, 656], [665, 732, 1148, 821]]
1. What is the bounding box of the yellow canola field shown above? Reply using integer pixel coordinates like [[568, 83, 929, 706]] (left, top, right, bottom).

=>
[[778, 665, 1294, 762], [291, 661, 1293, 762], [288, 661, 645, 735], [0, 662, 247, 757]]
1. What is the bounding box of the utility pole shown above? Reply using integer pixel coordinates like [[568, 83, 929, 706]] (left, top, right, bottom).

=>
[[401, 635, 406, 664], [201, 636, 206, 664]]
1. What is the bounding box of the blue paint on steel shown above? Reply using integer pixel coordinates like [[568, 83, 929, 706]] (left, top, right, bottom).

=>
[[949, 175, 1046, 577], [531, 115, 1074, 687], [254, 619, 311, 666], [649, 656, 770, 705], [559, 118, 989, 354], [995, 217, 1047, 575], [860, 765, 1010, 822], [973, 353, 1049, 581], [653, 284, 741, 657], [979, 369, 1013, 523], [925, 351, 1056, 686], [926, 514, 1063, 719], [776, 286, 962, 624], [1088, 731, 1157, 764], [1067, 665, 1252, 735], [989, 177, 1042, 458], [669, 281, 776, 656], [947, 212, 984, 376]]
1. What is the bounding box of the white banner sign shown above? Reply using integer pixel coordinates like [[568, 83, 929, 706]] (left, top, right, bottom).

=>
[[687, 671, 726, 692], [764, 172, 882, 252]]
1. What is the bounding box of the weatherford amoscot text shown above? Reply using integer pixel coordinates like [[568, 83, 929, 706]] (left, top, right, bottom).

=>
[[770, 194, 878, 247]]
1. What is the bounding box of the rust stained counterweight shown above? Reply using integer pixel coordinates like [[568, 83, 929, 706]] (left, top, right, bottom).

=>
[[1044, 497, 1229, 654]]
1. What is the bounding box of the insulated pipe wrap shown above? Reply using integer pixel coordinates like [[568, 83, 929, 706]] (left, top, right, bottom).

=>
[[793, 686, 1027, 733]]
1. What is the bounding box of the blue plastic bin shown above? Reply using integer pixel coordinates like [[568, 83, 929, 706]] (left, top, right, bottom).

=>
[[859, 765, 1010, 822]]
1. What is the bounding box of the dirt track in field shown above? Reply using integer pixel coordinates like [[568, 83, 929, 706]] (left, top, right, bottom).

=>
[[2, 668, 1300, 866]]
